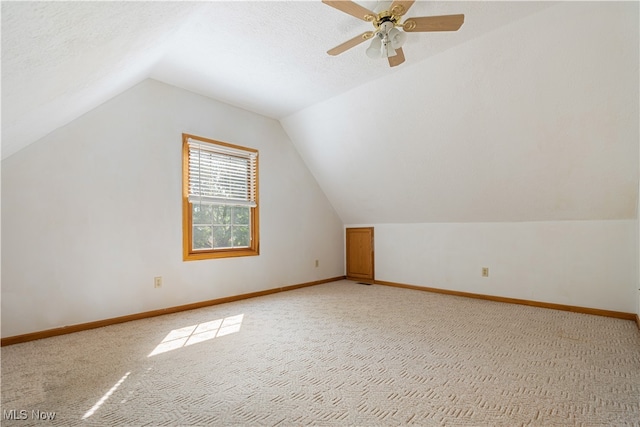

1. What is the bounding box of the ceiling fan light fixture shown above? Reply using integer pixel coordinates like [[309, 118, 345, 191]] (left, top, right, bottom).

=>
[[382, 40, 396, 58], [388, 27, 407, 49], [366, 36, 383, 59]]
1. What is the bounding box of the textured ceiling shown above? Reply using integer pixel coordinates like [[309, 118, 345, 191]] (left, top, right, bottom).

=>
[[1, 1, 555, 159]]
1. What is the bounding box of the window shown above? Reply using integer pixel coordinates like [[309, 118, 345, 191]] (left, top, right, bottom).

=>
[[182, 133, 259, 260]]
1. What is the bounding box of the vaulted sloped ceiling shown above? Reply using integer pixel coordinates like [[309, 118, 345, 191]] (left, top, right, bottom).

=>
[[2, 1, 553, 159], [1, 2, 199, 159], [2, 1, 638, 226], [282, 1, 639, 224]]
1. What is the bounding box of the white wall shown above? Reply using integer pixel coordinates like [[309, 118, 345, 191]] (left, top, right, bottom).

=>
[[1, 79, 344, 338], [366, 221, 636, 313]]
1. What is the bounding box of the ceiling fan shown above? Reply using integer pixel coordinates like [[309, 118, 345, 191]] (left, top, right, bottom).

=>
[[323, 0, 464, 67]]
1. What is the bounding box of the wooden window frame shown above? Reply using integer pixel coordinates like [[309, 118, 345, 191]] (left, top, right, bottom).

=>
[[182, 133, 259, 261]]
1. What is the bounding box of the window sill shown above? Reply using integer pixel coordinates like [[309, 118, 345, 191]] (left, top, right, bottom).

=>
[[183, 248, 259, 261]]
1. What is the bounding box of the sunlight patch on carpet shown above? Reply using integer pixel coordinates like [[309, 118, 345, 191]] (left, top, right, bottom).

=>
[[148, 314, 244, 357], [82, 371, 130, 419]]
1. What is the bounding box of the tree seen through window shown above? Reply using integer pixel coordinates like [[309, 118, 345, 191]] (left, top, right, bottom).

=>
[[192, 204, 250, 250]]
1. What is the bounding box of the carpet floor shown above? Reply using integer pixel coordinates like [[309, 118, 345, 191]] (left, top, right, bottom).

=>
[[1, 280, 639, 426]]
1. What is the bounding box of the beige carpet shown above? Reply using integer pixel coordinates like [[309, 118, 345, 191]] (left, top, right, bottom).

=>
[[2, 280, 639, 426]]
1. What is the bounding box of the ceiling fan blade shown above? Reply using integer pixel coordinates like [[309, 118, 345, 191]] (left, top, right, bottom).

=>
[[327, 32, 374, 56], [389, 0, 415, 17], [322, 0, 376, 22], [388, 47, 405, 67], [403, 14, 465, 32]]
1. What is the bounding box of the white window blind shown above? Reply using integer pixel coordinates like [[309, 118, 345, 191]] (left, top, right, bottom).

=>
[[187, 139, 257, 207]]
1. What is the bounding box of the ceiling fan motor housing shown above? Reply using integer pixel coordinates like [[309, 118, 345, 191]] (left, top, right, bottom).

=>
[[373, 12, 400, 31], [378, 19, 396, 33]]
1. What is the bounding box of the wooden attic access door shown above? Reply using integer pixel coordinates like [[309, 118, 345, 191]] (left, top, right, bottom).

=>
[[346, 227, 374, 283]]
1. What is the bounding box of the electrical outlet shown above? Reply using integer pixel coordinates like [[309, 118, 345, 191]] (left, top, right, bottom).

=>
[[315, 259, 319, 268], [154, 277, 162, 288], [482, 268, 489, 277]]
